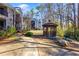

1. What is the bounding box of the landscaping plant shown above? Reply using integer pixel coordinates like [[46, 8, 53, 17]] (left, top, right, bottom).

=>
[[25, 32, 33, 37], [6, 27, 16, 37], [57, 25, 64, 38], [64, 28, 79, 41], [0, 31, 6, 37]]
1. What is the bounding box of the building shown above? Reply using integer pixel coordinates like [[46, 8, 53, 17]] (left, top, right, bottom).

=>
[[31, 20, 35, 29], [23, 16, 31, 30], [0, 3, 24, 32], [32, 18, 42, 30], [15, 7, 24, 32], [0, 3, 15, 30]]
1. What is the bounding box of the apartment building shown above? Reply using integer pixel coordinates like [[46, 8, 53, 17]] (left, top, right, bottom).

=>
[[0, 3, 24, 32], [15, 7, 24, 32], [0, 3, 15, 30]]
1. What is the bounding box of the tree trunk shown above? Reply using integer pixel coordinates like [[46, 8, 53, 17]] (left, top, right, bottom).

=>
[[78, 4, 79, 28]]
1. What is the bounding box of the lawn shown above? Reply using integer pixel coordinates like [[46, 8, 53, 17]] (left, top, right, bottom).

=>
[[29, 30, 43, 35]]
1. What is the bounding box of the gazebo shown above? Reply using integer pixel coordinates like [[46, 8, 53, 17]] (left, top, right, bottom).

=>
[[42, 21, 58, 38]]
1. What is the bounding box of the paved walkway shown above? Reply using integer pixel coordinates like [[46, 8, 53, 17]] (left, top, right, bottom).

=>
[[21, 36, 79, 56], [0, 33, 79, 56]]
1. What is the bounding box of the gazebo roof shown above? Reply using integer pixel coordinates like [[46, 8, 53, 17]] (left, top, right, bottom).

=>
[[42, 22, 58, 27]]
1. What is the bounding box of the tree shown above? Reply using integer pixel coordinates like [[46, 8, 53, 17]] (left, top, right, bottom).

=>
[[56, 3, 64, 28], [30, 9, 35, 20], [36, 4, 46, 24], [78, 4, 79, 28], [72, 3, 76, 28]]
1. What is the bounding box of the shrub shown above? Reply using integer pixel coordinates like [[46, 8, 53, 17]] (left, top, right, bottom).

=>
[[57, 25, 64, 37], [0, 27, 16, 38], [75, 29, 79, 41], [25, 32, 33, 37], [64, 29, 79, 41], [0, 31, 6, 37], [6, 27, 16, 37], [64, 30, 74, 39]]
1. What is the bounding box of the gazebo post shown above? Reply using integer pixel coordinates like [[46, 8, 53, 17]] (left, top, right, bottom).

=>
[[46, 26, 48, 37]]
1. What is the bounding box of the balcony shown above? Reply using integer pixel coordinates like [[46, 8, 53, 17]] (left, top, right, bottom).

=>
[[0, 8, 8, 17]]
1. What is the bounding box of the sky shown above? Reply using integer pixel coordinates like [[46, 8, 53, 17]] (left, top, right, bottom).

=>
[[10, 3, 39, 15]]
